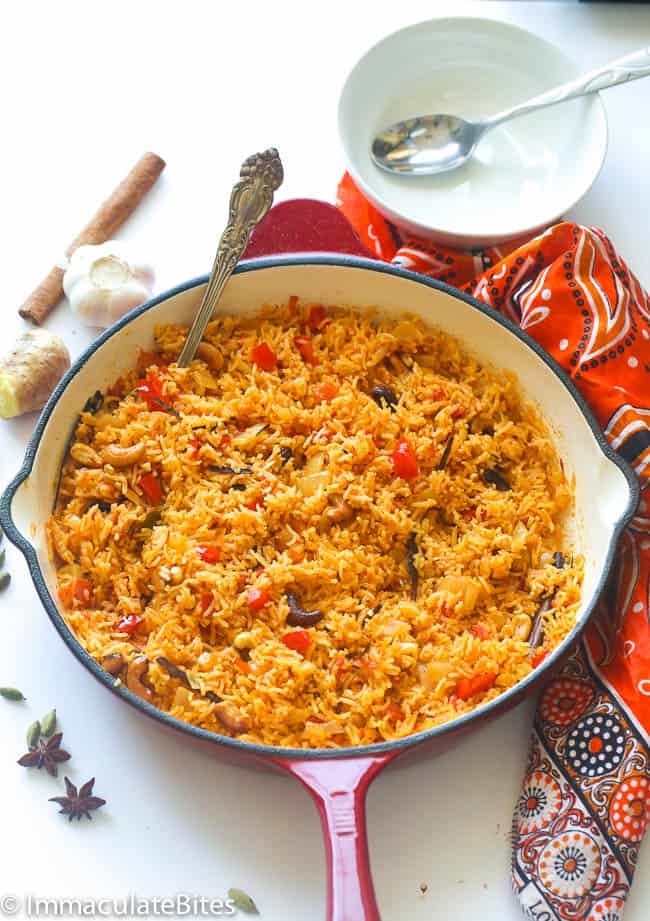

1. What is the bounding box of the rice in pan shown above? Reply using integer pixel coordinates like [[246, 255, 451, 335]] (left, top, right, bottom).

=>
[[47, 299, 582, 748]]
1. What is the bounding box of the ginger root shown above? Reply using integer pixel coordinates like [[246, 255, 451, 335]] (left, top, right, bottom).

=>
[[0, 329, 70, 419]]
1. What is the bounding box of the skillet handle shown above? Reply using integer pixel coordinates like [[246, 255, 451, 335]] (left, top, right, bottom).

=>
[[274, 755, 396, 921]]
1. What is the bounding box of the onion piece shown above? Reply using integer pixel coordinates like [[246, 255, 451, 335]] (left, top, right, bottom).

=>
[[438, 575, 481, 615], [419, 661, 453, 690], [297, 471, 329, 497]]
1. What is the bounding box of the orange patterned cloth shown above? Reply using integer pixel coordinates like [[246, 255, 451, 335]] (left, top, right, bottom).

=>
[[338, 172, 650, 921]]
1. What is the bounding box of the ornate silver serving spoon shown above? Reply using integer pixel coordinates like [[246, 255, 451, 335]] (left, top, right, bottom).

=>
[[178, 148, 284, 367]]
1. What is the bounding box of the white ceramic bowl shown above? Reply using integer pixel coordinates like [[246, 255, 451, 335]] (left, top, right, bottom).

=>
[[338, 17, 608, 248]]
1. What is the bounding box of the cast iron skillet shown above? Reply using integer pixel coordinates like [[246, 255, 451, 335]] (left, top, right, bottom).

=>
[[0, 201, 638, 921]]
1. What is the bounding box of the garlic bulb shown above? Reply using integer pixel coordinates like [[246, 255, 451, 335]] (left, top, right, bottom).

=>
[[63, 241, 154, 329]]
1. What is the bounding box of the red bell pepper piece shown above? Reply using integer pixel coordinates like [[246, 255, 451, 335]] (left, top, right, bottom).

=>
[[59, 578, 94, 609], [116, 614, 144, 634], [251, 341, 278, 371], [196, 545, 221, 563], [247, 586, 270, 610], [136, 371, 167, 412], [391, 438, 419, 480], [384, 703, 405, 722], [139, 473, 162, 504], [314, 381, 339, 403], [456, 672, 496, 701], [282, 630, 312, 654], [307, 305, 327, 330]]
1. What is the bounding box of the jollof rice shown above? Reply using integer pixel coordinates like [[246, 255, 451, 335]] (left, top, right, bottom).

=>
[[47, 299, 582, 748]]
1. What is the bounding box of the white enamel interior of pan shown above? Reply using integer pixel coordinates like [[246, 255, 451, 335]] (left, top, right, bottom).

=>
[[11, 261, 631, 634]]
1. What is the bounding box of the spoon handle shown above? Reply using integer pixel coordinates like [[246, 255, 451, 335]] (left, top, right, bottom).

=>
[[484, 46, 650, 130], [177, 148, 284, 368]]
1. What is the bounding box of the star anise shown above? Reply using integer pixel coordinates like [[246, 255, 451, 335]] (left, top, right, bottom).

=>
[[17, 731, 71, 777], [49, 776, 106, 821]]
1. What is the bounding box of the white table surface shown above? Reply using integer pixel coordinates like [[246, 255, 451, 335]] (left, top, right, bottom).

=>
[[1, 2, 649, 919]]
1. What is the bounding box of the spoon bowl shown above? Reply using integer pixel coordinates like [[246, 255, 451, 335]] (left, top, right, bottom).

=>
[[371, 114, 480, 175]]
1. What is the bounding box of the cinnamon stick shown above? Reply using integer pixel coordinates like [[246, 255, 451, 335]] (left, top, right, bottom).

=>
[[19, 152, 166, 324]]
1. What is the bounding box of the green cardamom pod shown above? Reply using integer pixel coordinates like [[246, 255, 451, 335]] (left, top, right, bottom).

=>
[[0, 572, 10, 591], [0, 548, 5, 568], [227, 889, 259, 915], [40, 709, 57, 737], [26, 720, 41, 749], [0, 687, 25, 701]]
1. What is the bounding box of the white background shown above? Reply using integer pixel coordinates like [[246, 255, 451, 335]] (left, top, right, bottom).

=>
[[1, 2, 650, 919]]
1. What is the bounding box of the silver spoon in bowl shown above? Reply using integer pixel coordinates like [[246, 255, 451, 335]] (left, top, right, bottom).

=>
[[177, 148, 284, 367], [371, 46, 650, 177]]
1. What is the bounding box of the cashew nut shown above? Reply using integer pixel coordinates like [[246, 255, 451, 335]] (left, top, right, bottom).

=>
[[126, 656, 154, 702], [102, 653, 126, 676], [214, 701, 251, 734], [70, 443, 102, 468], [101, 443, 146, 467], [196, 341, 224, 371], [325, 500, 354, 526]]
